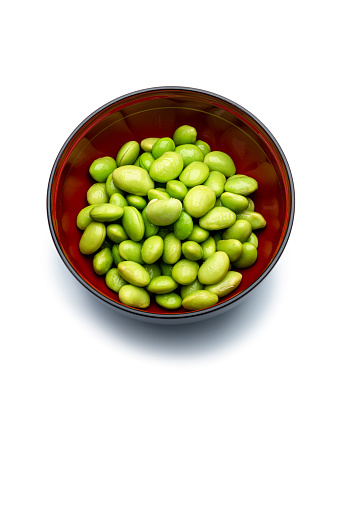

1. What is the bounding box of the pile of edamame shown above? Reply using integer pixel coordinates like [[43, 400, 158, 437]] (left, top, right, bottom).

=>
[[76, 125, 266, 311]]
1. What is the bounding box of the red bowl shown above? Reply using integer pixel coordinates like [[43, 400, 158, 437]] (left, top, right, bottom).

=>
[[47, 87, 295, 324]]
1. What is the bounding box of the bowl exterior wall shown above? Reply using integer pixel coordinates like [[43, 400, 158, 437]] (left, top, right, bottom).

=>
[[47, 87, 295, 322]]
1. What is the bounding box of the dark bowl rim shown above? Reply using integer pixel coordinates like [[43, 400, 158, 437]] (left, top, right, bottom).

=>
[[46, 85, 295, 320]]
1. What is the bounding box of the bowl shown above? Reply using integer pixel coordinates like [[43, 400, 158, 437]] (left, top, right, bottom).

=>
[[47, 86, 295, 324]]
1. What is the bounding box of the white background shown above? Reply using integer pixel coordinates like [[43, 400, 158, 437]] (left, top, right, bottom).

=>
[[1, 1, 338, 507]]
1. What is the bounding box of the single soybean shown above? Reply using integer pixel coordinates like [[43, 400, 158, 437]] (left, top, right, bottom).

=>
[[119, 285, 150, 309], [182, 290, 218, 310], [79, 222, 106, 255], [116, 141, 140, 166], [173, 125, 197, 145], [146, 276, 178, 294], [172, 260, 199, 285], [180, 279, 204, 299], [113, 166, 154, 196], [155, 293, 182, 310], [175, 144, 204, 167], [205, 271, 242, 297], [236, 211, 266, 229], [184, 185, 216, 218], [166, 180, 188, 200], [106, 224, 128, 243], [106, 268, 128, 293], [87, 183, 109, 205], [203, 171, 226, 197], [204, 151, 236, 177], [119, 240, 144, 264], [93, 247, 113, 275], [90, 156, 117, 183]]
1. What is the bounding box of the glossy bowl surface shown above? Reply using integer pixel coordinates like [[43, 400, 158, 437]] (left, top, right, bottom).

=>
[[47, 87, 294, 323]]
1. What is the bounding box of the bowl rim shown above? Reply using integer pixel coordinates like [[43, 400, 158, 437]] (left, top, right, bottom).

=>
[[46, 85, 295, 320]]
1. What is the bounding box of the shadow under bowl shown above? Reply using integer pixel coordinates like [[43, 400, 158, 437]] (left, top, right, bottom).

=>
[[47, 86, 295, 324]]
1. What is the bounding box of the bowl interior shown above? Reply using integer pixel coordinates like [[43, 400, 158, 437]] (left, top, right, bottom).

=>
[[49, 88, 293, 315]]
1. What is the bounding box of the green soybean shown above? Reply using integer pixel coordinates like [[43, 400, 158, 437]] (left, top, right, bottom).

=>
[[119, 240, 143, 264], [232, 242, 258, 268], [79, 222, 106, 255], [122, 206, 145, 242], [175, 144, 204, 167], [248, 232, 259, 248], [89, 156, 117, 182], [93, 247, 113, 275], [145, 198, 182, 226], [224, 175, 258, 195], [113, 166, 154, 196], [141, 236, 164, 264], [173, 125, 197, 145], [112, 244, 124, 265], [119, 285, 150, 309], [152, 137, 175, 158], [148, 188, 171, 201], [146, 276, 178, 294], [203, 171, 226, 197], [173, 210, 194, 240], [106, 224, 128, 243], [149, 151, 184, 183], [162, 233, 181, 264], [180, 279, 204, 299], [105, 268, 128, 293], [204, 151, 236, 177], [76, 205, 96, 230], [198, 251, 230, 285], [155, 293, 182, 310], [183, 185, 216, 218], [205, 271, 242, 297], [226, 174, 245, 180], [126, 195, 147, 210], [217, 239, 243, 262], [236, 211, 266, 229], [245, 197, 255, 211], [109, 193, 128, 208], [116, 141, 140, 166], [143, 263, 162, 280], [172, 259, 199, 285], [187, 225, 209, 243], [195, 140, 211, 157], [166, 180, 188, 200], [89, 204, 124, 222], [199, 207, 236, 230], [179, 161, 209, 187], [140, 138, 159, 152], [87, 183, 109, 205], [182, 241, 203, 261], [182, 290, 218, 310], [139, 152, 155, 171], [118, 261, 150, 287], [201, 236, 216, 261], [222, 219, 252, 242], [220, 192, 249, 213]]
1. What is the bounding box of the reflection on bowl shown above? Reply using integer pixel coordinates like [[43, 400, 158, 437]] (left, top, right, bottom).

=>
[[47, 87, 295, 324]]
